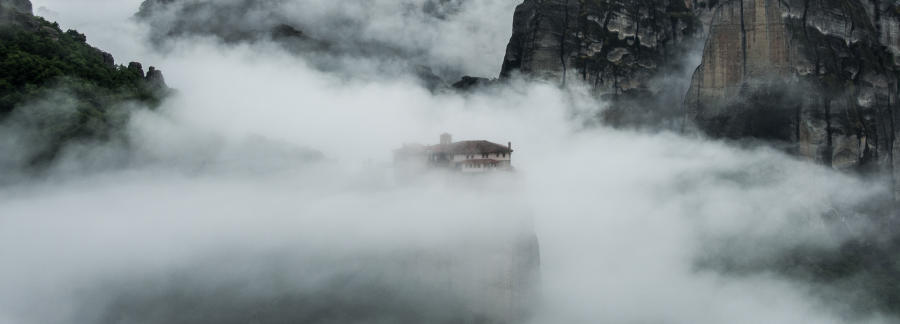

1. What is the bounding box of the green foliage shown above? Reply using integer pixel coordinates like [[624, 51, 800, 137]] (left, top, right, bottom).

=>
[[0, 15, 167, 165], [0, 18, 158, 111]]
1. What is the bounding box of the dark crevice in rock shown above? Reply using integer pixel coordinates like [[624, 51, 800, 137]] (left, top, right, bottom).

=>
[[559, 0, 570, 86], [825, 96, 834, 167], [739, 0, 747, 77]]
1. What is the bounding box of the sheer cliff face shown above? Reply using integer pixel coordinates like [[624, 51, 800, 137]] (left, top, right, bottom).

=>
[[684, 0, 899, 197], [499, 0, 707, 90], [500, 0, 898, 196], [499, 0, 710, 124], [866, 0, 900, 62]]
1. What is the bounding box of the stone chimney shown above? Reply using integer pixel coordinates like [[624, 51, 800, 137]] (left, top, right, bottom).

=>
[[508, 141, 512, 152], [440, 133, 452, 145]]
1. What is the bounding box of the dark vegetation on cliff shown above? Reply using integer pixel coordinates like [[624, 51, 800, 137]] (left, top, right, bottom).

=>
[[0, 3, 168, 167]]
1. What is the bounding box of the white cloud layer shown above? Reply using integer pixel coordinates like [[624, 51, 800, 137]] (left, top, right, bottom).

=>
[[2, 1, 895, 323]]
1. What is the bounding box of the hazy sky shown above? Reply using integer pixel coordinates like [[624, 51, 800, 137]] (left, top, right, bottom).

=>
[[2, 1, 895, 323]]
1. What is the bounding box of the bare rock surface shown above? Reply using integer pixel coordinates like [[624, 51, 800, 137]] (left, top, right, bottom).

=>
[[500, 0, 715, 125], [500, 0, 899, 199], [683, 0, 900, 200]]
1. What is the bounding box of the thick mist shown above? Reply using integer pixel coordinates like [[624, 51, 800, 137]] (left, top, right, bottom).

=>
[[128, 0, 521, 82], [1, 1, 896, 323]]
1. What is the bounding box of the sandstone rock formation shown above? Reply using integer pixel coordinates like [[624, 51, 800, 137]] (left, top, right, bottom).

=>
[[499, 0, 714, 124], [498, 2, 900, 314], [865, 0, 900, 62], [145, 66, 168, 90], [683, 0, 899, 200], [135, 0, 466, 45], [500, 0, 899, 199]]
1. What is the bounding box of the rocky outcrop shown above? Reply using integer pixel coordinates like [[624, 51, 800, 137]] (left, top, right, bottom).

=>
[[498, 0, 899, 198], [145, 66, 168, 90], [501, 0, 705, 86], [864, 0, 900, 63], [683, 0, 899, 200], [135, 0, 466, 45], [500, 0, 712, 124]]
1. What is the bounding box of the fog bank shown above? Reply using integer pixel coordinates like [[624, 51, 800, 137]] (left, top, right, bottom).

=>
[[2, 1, 896, 323]]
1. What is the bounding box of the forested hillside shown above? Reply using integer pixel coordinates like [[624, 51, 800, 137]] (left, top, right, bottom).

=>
[[0, 1, 168, 166]]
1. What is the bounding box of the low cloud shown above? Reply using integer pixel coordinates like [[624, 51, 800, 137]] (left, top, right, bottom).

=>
[[3, 1, 897, 324]]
